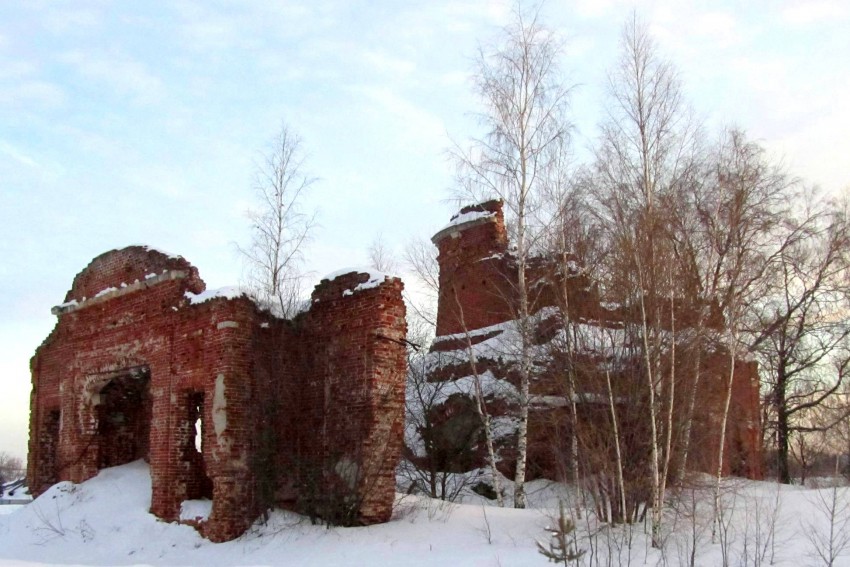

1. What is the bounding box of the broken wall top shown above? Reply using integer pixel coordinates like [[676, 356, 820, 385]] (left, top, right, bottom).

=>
[[431, 199, 506, 248], [54, 246, 205, 315]]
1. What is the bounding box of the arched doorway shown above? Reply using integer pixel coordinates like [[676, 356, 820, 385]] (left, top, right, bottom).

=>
[[95, 366, 152, 469]]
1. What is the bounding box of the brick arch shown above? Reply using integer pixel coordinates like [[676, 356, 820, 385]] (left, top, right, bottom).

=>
[[64, 245, 204, 304], [75, 363, 152, 480]]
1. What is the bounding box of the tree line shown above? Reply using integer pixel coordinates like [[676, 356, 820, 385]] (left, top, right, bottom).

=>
[[236, 3, 850, 547], [399, 5, 850, 550]]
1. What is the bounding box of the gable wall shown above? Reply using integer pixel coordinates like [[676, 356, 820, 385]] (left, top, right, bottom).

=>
[[28, 248, 407, 542]]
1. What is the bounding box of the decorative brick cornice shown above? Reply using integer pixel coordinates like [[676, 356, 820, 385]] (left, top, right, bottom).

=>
[[51, 270, 188, 316]]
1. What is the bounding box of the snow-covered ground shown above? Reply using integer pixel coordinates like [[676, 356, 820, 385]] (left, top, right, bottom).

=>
[[0, 461, 847, 566]]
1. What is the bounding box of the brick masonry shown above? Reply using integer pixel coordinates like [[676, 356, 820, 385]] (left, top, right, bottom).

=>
[[427, 200, 762, 481], [28, 246, 406, 542]]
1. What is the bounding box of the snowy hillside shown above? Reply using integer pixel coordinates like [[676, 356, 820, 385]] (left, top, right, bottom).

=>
[[0, 461, 848, 566]]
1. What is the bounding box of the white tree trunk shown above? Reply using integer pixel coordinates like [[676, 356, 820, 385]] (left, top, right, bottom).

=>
[[712, 340, 737, 542], [605, 356, 627, 523], [455, 293, 504, 507], [636, 254, 664, 548]]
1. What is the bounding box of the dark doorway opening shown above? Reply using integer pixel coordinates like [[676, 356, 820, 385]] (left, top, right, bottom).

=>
[[96, 367, 152, 469]]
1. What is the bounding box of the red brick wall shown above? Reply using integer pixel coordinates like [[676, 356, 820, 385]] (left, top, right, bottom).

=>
[[433, 201, 513, 336], [28, 247, 407, 542], [299, 271, 407, 524], [61, 246, 203, 303], [429, 201, 764, 481]]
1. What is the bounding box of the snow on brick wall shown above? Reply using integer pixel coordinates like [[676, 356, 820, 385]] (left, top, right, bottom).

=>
[[28, 247, 407, 543], [428, 201, 763, 482]]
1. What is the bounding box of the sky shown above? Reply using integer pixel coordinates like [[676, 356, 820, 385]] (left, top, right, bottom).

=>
[[1, 0, 848, 462]]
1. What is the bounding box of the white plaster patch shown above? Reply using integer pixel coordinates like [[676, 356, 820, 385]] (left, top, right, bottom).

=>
[[216, 321, 239, 329], [212, 373, 227, 439], [334, 457, 360, 491]]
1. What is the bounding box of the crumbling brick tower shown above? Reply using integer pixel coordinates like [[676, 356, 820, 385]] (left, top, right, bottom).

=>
[[426, 200, 762, 482], [28, 246, 406, 541]]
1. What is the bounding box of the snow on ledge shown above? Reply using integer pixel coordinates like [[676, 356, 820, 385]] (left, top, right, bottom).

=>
[[437, 209, 496, 233], [53, 270, 190, 315], [133, 244, 183, 260], [321, 268, 393, 297], [184, 286, 247, 305], [55, 298, 79, 310], [432, 208, 498, 244], [94, 286, 119, 298], [449, 208, 495, 227], [179, 499, 212, 522]]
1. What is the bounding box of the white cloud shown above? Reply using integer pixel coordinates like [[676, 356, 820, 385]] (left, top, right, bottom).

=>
[[59, 49, 165, 105], [481, 0, 512, 24], [0, 60, 37, 80], [174, 1, 327, 54], [761, 75, 850, 194], [781, 0, 849, 27], [362, 50, 416, 77], [689, 11, 742, 48], [0, 140, 38, 168], [120, 164, 194, 200], [190, 227, 234, 251], [180, 18, 240, 53], [0, 79, 65, 109], [437, 0, 511, 26], [567, 35, 598, 59], [42, 6, 103, 35], [574, 0, 618, 19], [437, 70, 470, 87], [727, 55, 793, 97], [349, 84, 446, 148]]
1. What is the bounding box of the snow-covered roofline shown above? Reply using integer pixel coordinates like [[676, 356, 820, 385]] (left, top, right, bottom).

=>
[[184, 286, 249, 305], [431, 205, 500, 244], [52, 269, 191, 315], [132, 244, 184, 260], [320, 268, 394, 297]]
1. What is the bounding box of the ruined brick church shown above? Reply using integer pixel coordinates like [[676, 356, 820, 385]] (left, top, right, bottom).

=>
[[421, 200, 762, 484], [28, 200, 762, 542], [28, 246, 407, 541]]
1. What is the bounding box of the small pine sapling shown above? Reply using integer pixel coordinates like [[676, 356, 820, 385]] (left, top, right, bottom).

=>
[[536, 501, 584, 564]]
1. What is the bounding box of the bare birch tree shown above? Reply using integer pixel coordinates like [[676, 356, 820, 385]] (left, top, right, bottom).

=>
[[403, 237, 441, 330], [368, 233, 400, 274], [240, 123, 316, 318], [592, 14, 696, 547], [453, 292, 505, 507], [667, 128, 784, 491], [452, 3, 572, 509], [697, 129, 792, 541], [545, 152, 606, 515]]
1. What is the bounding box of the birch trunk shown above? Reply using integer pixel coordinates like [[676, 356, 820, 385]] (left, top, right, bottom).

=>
[[605, 352, 627, 524], [636, 258, 664, 548], [712, 338, 737, 542], [455, 293, 504, 507]]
